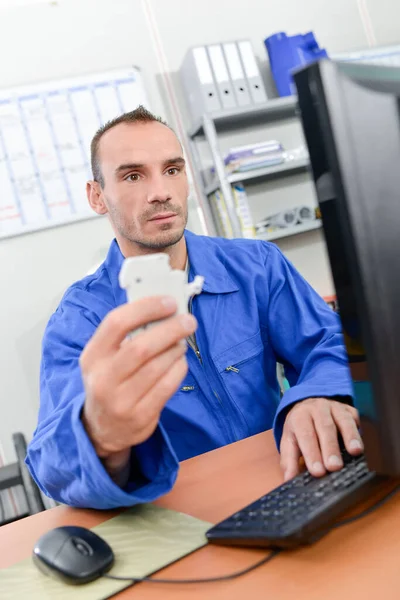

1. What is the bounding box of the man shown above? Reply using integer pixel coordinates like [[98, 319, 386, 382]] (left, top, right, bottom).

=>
[[26, 106, 363, 510]]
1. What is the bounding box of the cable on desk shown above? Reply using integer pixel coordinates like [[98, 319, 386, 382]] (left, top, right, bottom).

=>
[[103, 549, 280, 585], [101, 482, 400, 587]]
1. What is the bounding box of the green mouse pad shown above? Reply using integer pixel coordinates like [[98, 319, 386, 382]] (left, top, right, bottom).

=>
[[0, 504, 211, 599]]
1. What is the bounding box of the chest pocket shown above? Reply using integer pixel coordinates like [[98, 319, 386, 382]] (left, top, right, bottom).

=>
[[213, 331, 277, 436]]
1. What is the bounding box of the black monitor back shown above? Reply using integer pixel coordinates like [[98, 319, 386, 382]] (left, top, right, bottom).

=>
[[294, 59, 400, 476]]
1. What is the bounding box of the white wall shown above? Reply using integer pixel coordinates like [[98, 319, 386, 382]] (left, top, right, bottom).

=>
[[0, 0, 396, 459], [151, 0, 368, 69], [363, 0, 400, 46]]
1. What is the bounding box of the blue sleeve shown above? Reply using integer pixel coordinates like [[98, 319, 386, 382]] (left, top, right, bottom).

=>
[[264, 244, 353, 449], [26, 286, 179, 510]]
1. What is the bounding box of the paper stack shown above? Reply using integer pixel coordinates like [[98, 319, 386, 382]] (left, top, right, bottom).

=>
[[224, 140, 285, 174]]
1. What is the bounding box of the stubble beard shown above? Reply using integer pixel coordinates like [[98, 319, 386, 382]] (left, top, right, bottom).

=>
[[108, 200, 189, 251]]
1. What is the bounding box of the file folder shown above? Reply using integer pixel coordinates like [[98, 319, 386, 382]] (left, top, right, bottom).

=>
[[223, 42, 252, 107], [180, 46, 222, 123], [207, 44, 236, 110], [238, 40, 268, 104]]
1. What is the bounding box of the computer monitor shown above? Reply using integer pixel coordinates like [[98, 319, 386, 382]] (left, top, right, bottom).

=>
[[293, 59, 400, 477]]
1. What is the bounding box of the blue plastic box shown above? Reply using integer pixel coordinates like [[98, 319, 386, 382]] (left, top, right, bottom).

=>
[[265, 32, 328, 97]]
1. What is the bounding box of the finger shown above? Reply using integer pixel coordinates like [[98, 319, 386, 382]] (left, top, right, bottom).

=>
[[125, 357, 188, 443], [347, 404, 361, 427], [332, 404, 364, 455], [312, 404, 344, 472], [82, 296, 179, 363], [293, 413, 326, 477], [280, 431, 301, 481], [113, 320, 188, 382], [136, 356, 188, 419], [117, 342, 187, 400], [112, 314, 195, 380]]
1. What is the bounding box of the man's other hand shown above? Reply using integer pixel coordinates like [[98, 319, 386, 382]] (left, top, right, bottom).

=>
[[280, 398, 363, 481]]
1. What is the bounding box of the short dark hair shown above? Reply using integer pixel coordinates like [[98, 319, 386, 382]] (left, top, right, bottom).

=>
[[90, 105, 170, 187]]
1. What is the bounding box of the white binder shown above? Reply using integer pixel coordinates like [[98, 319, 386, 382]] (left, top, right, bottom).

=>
[[222, 42, 252, 107], [192, 46, 222, 112], [207, 44, 237, 110], [180, 46, 221, 123], [238, 40, 268, 104]]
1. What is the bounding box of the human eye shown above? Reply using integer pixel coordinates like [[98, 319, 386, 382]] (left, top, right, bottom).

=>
[[166, 167, 181, 176], [125, 173, 141, 182]]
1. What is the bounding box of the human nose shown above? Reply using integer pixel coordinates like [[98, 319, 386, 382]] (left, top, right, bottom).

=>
[[147, 174, 172, 204]]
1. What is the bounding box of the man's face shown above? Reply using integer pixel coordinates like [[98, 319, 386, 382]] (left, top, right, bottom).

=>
[[95, 121, 189, 251]]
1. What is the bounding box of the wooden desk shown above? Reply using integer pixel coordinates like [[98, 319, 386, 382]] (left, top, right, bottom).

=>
[[1, 431, 400, 599]]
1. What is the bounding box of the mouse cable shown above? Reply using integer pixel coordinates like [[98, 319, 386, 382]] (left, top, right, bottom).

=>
[[102, 482, 400, 586], [103, 548, 280, 585]]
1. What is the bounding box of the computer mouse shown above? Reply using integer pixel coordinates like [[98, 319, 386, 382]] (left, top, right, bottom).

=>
[[32, 525, 114, 585]]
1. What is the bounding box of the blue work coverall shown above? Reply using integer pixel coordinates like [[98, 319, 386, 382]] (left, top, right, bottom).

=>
[[26, 230, 352, 509]]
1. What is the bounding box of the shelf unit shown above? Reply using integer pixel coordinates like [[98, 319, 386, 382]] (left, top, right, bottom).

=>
[[189, 96, 299, 137], [257, 220, 322, 242], [188, 96, 316, 240], [205, 156, 309, 196]]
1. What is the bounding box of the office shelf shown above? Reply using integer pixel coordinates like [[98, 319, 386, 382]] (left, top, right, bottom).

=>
[[205, 157, 309, 196], [187, 94, 312, 239], [257, 220, 322, 242], [189, 96, 298, 138]]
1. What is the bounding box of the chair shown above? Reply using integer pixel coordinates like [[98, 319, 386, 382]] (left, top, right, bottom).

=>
[[0, 432, 46, 526]]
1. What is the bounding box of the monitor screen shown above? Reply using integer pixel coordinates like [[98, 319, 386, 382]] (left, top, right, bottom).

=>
[[294, 59, 400, 476]]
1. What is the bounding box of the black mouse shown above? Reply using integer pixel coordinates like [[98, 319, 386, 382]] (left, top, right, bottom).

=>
[[33, 526, 114, 585]]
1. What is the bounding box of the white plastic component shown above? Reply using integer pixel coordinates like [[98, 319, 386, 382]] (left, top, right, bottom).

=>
[[119, 253, 204, 336]]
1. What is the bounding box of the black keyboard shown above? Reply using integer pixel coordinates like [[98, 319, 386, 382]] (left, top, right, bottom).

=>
[[206, 451, 388, 549]]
